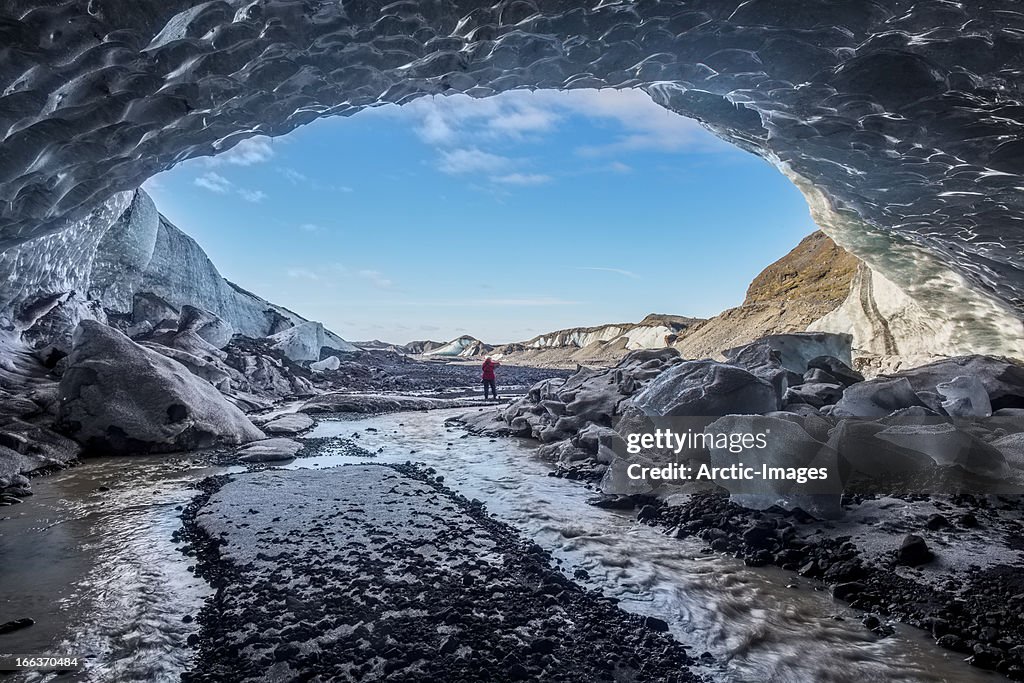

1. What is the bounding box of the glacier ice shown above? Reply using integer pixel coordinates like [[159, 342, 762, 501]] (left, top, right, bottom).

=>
[[310, 356, 342, 373], [0, 189, 356, 363], [0, 0, 1021, 355], [936, 376, 993, 418], [269, 322, 356, 363]]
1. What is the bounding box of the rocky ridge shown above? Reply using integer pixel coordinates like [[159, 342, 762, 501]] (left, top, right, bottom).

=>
[[401, 315, 700, 368], [673, 231, 859, 361]]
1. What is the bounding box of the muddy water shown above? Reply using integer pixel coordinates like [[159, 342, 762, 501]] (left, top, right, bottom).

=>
[[0, 408, 1004, 682], [0, 457, 222, 682]]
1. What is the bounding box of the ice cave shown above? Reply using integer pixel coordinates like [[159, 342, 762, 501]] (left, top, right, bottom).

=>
[[2, 2, 1024, 682]]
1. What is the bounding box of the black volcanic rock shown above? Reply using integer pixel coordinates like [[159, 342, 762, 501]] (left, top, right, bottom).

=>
[[897, 534, 933, 566]]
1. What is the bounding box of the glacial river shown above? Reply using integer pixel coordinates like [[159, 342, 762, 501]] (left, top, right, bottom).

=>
[[0, 408, 1003, 682]]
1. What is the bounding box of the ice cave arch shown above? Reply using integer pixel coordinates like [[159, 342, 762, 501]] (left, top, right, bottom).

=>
[[0, 0, 1022, 354]]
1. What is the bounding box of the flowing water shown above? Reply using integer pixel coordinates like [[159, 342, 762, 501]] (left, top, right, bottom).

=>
[[0, 408, 1005, 682]]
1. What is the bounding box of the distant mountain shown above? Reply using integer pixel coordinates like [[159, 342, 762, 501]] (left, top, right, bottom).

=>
[[672, 231, 859, 360], [421, 335, 494, 358], [352, 339, 403, 352], [402, 316, 700, 367], [402, 340, 447, 354], [519, 314, 699, 351]]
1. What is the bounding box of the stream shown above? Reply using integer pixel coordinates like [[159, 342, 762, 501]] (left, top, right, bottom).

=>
[[0, 407, 1004, 682]]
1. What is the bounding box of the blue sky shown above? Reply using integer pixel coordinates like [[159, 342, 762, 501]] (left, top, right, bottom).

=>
[[144, 88, 818, 344]]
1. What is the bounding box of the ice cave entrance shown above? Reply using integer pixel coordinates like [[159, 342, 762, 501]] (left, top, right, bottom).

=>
[[143, 88, 819, 347]]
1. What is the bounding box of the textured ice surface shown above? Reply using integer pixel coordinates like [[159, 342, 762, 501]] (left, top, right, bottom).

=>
[[0, 189, 353, 355], [57, 321, 264, 453], [935, 376, 993, 418], [269, 322, 356, 361], [0, 0, 1023, 353]]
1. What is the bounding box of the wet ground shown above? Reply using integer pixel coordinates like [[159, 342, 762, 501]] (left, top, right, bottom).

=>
[[183, 465, 698, 682], [0, 407, 1009, 682], [0, 456, 218, 681]]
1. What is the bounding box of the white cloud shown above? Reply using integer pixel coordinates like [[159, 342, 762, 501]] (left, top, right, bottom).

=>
[[437, 148, 512, 175], [285, 264, 396, 290], [299, 222, 323, 233], [280, 167, 308, 184], [416, 107, 455, 144], [389, 89, 731, 191], [194, 172, 232, 193], [194, 172, 266, 203], [237, 189, 267, 203], [278, 167, 354, 194], [564, 89, 731, 157], [207, 136, 275, 166], [404, 94, 561, 145], [286, 267, 321, 281], [575, 266, 641, 279], [486, 103, 560, 138], [358, 269, 394, 290], [490, 172, 552, 186]]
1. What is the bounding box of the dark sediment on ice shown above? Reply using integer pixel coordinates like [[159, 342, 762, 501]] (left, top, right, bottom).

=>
[[179, 464, 700, 683]]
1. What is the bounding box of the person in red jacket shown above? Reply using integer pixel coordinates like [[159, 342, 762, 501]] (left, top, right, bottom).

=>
[[482, 356, 500, 400]]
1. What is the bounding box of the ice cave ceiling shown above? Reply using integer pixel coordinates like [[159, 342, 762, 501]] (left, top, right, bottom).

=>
[[0, 0, 1022, 323]]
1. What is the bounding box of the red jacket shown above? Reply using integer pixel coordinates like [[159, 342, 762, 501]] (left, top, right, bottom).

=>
[[482, 359, 497, 380]]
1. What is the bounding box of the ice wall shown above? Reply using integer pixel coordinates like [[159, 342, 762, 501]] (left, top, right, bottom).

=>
[[0, 189, 352, 354]]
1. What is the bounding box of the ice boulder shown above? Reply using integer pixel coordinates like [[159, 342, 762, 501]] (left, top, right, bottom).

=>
[[237, 437, 303, 463], [783, 382, 845, 409], [724, 333, 853, 375], [57, 321, 264, 454], [631, 360, 778, 417], [599, 452, 663, 497], [261, 413, 315, 435], [178, 305, 233, 349], [891, 356, 1024, 411], [310, 355, 341, 373], [269, 322, 357, 362], [806, 356, 864, 387], [993, 433, 1024, 471], [721, 340, 794, 403], [826, 420, 934, 477], [831, 377, 927, 418], [141, 339, 234, 391], [139, 327, 250, 392], [875, 423, 1008, 477], [131, 292, 179, 328], [706, 415, 846, 519], [935, 376, 993, 418]]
